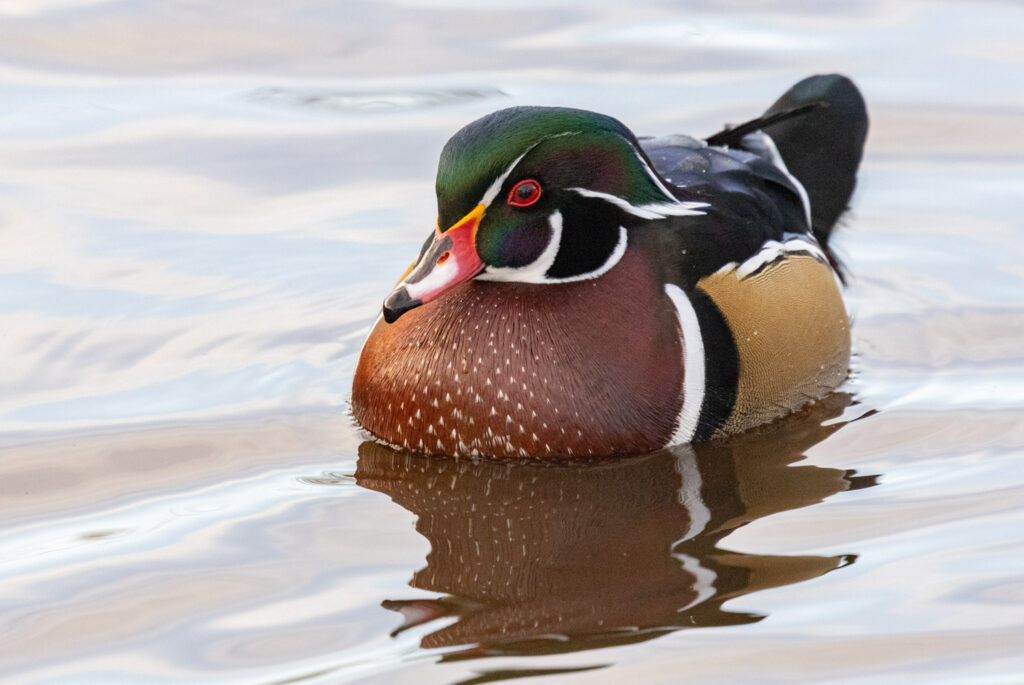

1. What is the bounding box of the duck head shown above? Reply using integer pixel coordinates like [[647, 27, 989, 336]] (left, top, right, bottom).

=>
[[382, 106, 707, 323]]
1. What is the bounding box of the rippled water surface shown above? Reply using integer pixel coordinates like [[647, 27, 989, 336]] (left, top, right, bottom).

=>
[[2, 2, 1023, 683]]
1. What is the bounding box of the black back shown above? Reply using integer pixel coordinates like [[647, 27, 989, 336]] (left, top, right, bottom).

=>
[[638, 74, 868, 281], [759, 74, 869, 246]]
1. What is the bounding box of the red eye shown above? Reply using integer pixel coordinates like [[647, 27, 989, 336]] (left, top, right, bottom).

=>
[[507, 179, 542, 207]]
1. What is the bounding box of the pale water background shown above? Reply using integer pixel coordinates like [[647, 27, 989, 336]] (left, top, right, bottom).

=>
[[2, 1, 1024, 683]]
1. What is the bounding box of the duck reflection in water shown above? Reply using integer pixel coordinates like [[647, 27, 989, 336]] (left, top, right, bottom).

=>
[[355, 393, 876, 659]]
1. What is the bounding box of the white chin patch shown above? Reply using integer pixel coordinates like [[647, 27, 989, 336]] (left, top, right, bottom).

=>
[[476, 210, 629, 285]]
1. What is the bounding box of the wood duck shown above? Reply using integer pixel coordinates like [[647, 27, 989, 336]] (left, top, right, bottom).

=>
[[352, 74, 868, 459]]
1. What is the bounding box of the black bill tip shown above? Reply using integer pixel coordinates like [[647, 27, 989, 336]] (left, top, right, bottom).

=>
[[382, 287, 422, 324]]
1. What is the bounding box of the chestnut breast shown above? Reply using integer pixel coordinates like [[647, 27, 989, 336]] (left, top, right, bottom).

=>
[[352, 249, 684, 458]]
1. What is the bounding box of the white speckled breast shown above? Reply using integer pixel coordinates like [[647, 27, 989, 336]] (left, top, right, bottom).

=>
[[352, 249, 684, 458]]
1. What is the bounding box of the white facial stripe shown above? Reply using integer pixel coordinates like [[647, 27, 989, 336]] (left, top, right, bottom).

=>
[[665, 283, 705, 446], [480, 148, 533, 208], [636, 201, 710, 217], [568, 187, 707, 219], [403, 253, 460, 300], [477, 212, 631, 285], [548, 225, 627, 283], [473, 132, 705, 286], [478, 130, 583, 208], [742, 130, 813, 229], [477, 210, 564, 283]]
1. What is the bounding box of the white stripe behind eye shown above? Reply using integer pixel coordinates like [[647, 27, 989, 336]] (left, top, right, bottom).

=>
[[568, 187, 707, 219]]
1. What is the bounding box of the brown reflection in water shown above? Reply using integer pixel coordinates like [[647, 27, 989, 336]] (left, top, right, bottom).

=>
[[355, 394, 876, 660]]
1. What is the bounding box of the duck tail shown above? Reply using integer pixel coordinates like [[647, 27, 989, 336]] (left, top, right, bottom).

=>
[[706, 74, 869, 254], [762, 75, 869, 251]]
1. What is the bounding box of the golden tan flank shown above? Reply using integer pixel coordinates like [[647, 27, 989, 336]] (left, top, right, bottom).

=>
[[697, 254, 851, 437]]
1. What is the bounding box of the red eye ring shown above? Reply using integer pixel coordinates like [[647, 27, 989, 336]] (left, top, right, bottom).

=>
[[507, 179, 542, 207]]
